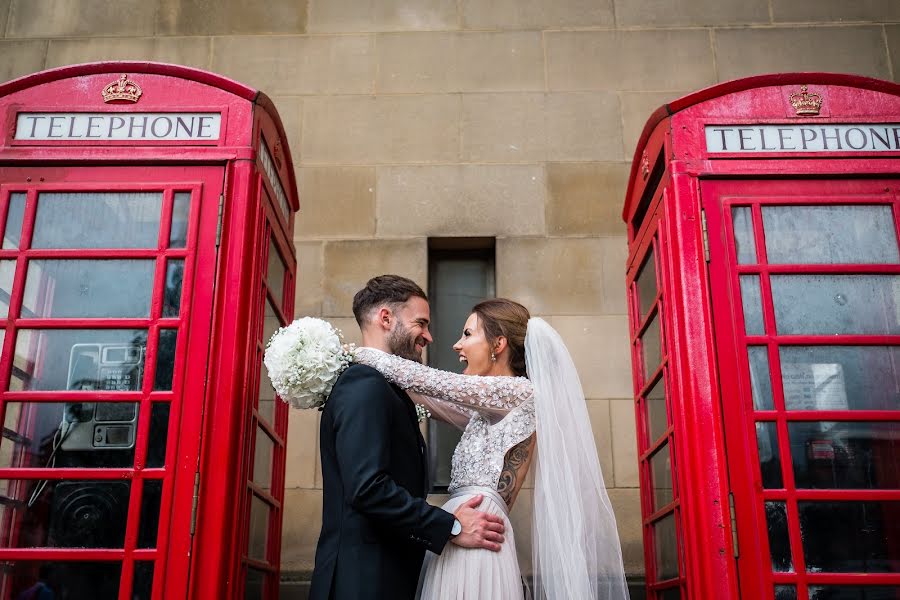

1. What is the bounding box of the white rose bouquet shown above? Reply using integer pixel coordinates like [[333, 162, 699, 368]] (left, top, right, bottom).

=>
[[264, 317, 354, 409]]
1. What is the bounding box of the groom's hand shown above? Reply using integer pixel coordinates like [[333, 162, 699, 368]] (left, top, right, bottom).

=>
[[450, 495, 506, 552]]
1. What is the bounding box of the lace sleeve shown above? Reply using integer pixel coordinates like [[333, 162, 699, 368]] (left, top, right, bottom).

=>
[[353, 347, 533, 414]]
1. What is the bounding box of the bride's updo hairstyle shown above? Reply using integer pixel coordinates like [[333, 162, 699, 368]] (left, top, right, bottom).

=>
[[471, 298, 530, 378]]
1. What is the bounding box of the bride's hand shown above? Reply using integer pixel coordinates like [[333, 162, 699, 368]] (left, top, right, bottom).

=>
[[450, 495, 505, 552]]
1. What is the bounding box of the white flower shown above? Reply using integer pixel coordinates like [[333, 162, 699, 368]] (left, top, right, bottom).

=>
[[415, 404, 431, 423], [263, 317, 354, 409]]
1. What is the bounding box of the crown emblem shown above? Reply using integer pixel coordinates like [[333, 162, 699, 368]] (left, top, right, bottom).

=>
[[102, 74, 142, 103], [789, 85, 822, 116]]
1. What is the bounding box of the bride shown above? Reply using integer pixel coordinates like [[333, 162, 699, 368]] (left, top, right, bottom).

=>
[[353, 298, 629, 600]]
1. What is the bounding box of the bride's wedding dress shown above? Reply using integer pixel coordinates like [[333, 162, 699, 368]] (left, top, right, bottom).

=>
[[354, 347, 534, 600]]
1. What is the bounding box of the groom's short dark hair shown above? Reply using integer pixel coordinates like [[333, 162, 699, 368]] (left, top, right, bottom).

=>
[[352, 275, 428, 326]]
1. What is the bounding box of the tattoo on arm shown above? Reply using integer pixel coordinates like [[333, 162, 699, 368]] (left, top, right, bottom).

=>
[[497, 435, 535, 507]]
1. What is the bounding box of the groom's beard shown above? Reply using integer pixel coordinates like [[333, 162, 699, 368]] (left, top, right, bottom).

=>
[[387, 322, 424, 362]]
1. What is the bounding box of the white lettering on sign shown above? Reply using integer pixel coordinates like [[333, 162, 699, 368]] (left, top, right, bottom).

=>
[[15, 112, 221, 141], [705, 124, 900, 153]]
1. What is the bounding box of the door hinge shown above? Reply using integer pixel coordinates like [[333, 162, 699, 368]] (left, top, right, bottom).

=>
[[215, 194, 224, 247], [701, 208, 710, 262], [190, 471, 200, 536], [729, 492, 739, 559]]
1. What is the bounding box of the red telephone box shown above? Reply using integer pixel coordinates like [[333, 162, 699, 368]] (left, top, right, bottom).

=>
[[623, 73, 900, 600], [0, 62, 299, 600]]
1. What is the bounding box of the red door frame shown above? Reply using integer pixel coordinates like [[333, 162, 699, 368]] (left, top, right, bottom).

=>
[[703, 178, 900, 599], [0, 164, 222, 600]]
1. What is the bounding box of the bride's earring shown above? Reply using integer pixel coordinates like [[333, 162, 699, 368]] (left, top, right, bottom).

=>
[[490, 352, 496, 362]]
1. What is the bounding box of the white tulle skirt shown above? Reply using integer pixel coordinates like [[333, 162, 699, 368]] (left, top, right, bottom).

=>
[[417, 486, 525, 600]]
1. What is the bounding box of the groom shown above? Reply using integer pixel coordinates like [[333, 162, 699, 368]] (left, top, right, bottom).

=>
[[309, 275, 505, 600]]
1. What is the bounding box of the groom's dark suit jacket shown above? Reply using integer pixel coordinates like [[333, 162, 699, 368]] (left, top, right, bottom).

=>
[[309, 363, 456, 600]]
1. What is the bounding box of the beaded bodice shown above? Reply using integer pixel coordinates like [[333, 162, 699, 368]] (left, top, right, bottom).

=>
[[353, 347, 536, 493]]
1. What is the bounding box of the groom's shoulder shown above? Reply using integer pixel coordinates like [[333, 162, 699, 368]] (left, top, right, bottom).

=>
[[327, 364, 393, 413], [331, 363, 390, 394]]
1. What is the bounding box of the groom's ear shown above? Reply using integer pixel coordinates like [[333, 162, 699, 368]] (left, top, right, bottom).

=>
[[375, 306, 394, 331]]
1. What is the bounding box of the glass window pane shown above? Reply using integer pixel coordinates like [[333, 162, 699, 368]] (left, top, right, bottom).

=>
[[13, 329, 147, 391], [0, 561, 121, 600], [748, 346, 774, 410], [0, 259, 15, 318], [757, 422, 783, 489], [780, 346, 900, 411], [32, 192, 161, 249], [646, 376, 667, 445], [653, 512, 680, 581], [253, 427, 274, 492], [169, 192, 190, 248], [765, 501, 793, 572], [789, 422, 900, 490], [133, 562, 154, 600], [774, 585, 797, 600], [772, 274, 900, 335], [257, 351, 275, 425], [162, 259, 184, 318], [267, 240, 286, 305], [153, 329, 178, 391], [245, 568, 266, 600], [0, 401, 138, 469], [740, 275, 765, 335], [651, 442, 673, 510], [23, 259, 154, 318], [642, 314, 662, 381], [732, 206, 757, 264], [146, 402, 171, 469], [799, 501, 900, 573], [762, 205, 899, 265], [138, 479, 163, 549], [637, 249, 658, 318], [247, 495, 269, 562], [0, 479, 130, 548], [3, 192, 25, 250], [809, 586, 900, 600], [658, 588, 682, 600]]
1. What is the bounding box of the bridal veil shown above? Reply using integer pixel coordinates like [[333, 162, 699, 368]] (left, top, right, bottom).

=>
[[525, 318, 630, 600]]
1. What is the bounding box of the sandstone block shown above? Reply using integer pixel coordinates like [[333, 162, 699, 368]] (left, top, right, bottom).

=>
[[296, 167, 376, 238], [285, 408, 320, 489], [45, 37, 211, 70], [293, 241, 324, 317], [546, 162, 629, 236], [620, 91, 686, 158], [888, 26, 900, 83], [608, 488, 645, 575], [309, 0, 458, 32], [461, 93, 546, 163], [611, 398, 640, 488], [376, 31, 544, 93], [615, 0, 768, 27], [546, 30, 716, 91], [546, 92, 623, 161], [376, 165, 545, 237], [323, 239, 427, 317], [157, 0, 307, 35], [715, 26, 891, 82], [280, 489, 323, 572], [211, 35, 376, 95], [7, 0, 155, 37], [587, 399, 614, 487], [772, 0, 900, 22], [0, 40, 47, 84], [301, 95, 459, 164], [462, 0, 614, 30]]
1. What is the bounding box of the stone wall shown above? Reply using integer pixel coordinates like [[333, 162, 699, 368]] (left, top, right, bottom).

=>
[[2, 0, 898, 596]]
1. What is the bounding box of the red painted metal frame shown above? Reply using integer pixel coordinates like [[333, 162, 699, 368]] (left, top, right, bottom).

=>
[[624, 74, 900, 599], [0, 63, 300, 600]]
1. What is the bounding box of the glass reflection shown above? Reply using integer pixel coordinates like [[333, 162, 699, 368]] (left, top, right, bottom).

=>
[[756, 422, 782, 489], [789, 422, 900, 490], [809, 586, 900, 600], [0, 479, 130, 549], [170, 192, 190, 248], [14, 329, 146, 391], [133, 562, 154, 600], [162, 260, 184, 317], [153, 329, 178, 391], [740, 275, 765, 335], [762, 205, 899, 265], [3, 192, 26, 250], [799, 501, 900, 573], [653, 512, 679, 581], [774, 586, 798, 600], [779, 347, 900, 411], [646, 376, 667, 445], [146, 402, 171, 469], [637, 249, 658, 319], [658, 588, 681, 600], [23, 259, 154, 318], [765, 501, 793, 572], [642, 315, 662, 382], [772, 275, 900, 335], [651, 443, 673, 510], [748, 346, 774, 410], [268, 240, 286, 306], [0, 561, 121, 600], [0, 402, 138, 469], [0, 259, 15, 318], [245, 568, 265, 600], [33, 192, 161, 249], [248, 494, 269, 562], [253, 427, 274, 492], [732, 206, 757, 264], [138, 479, 163, 549]]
